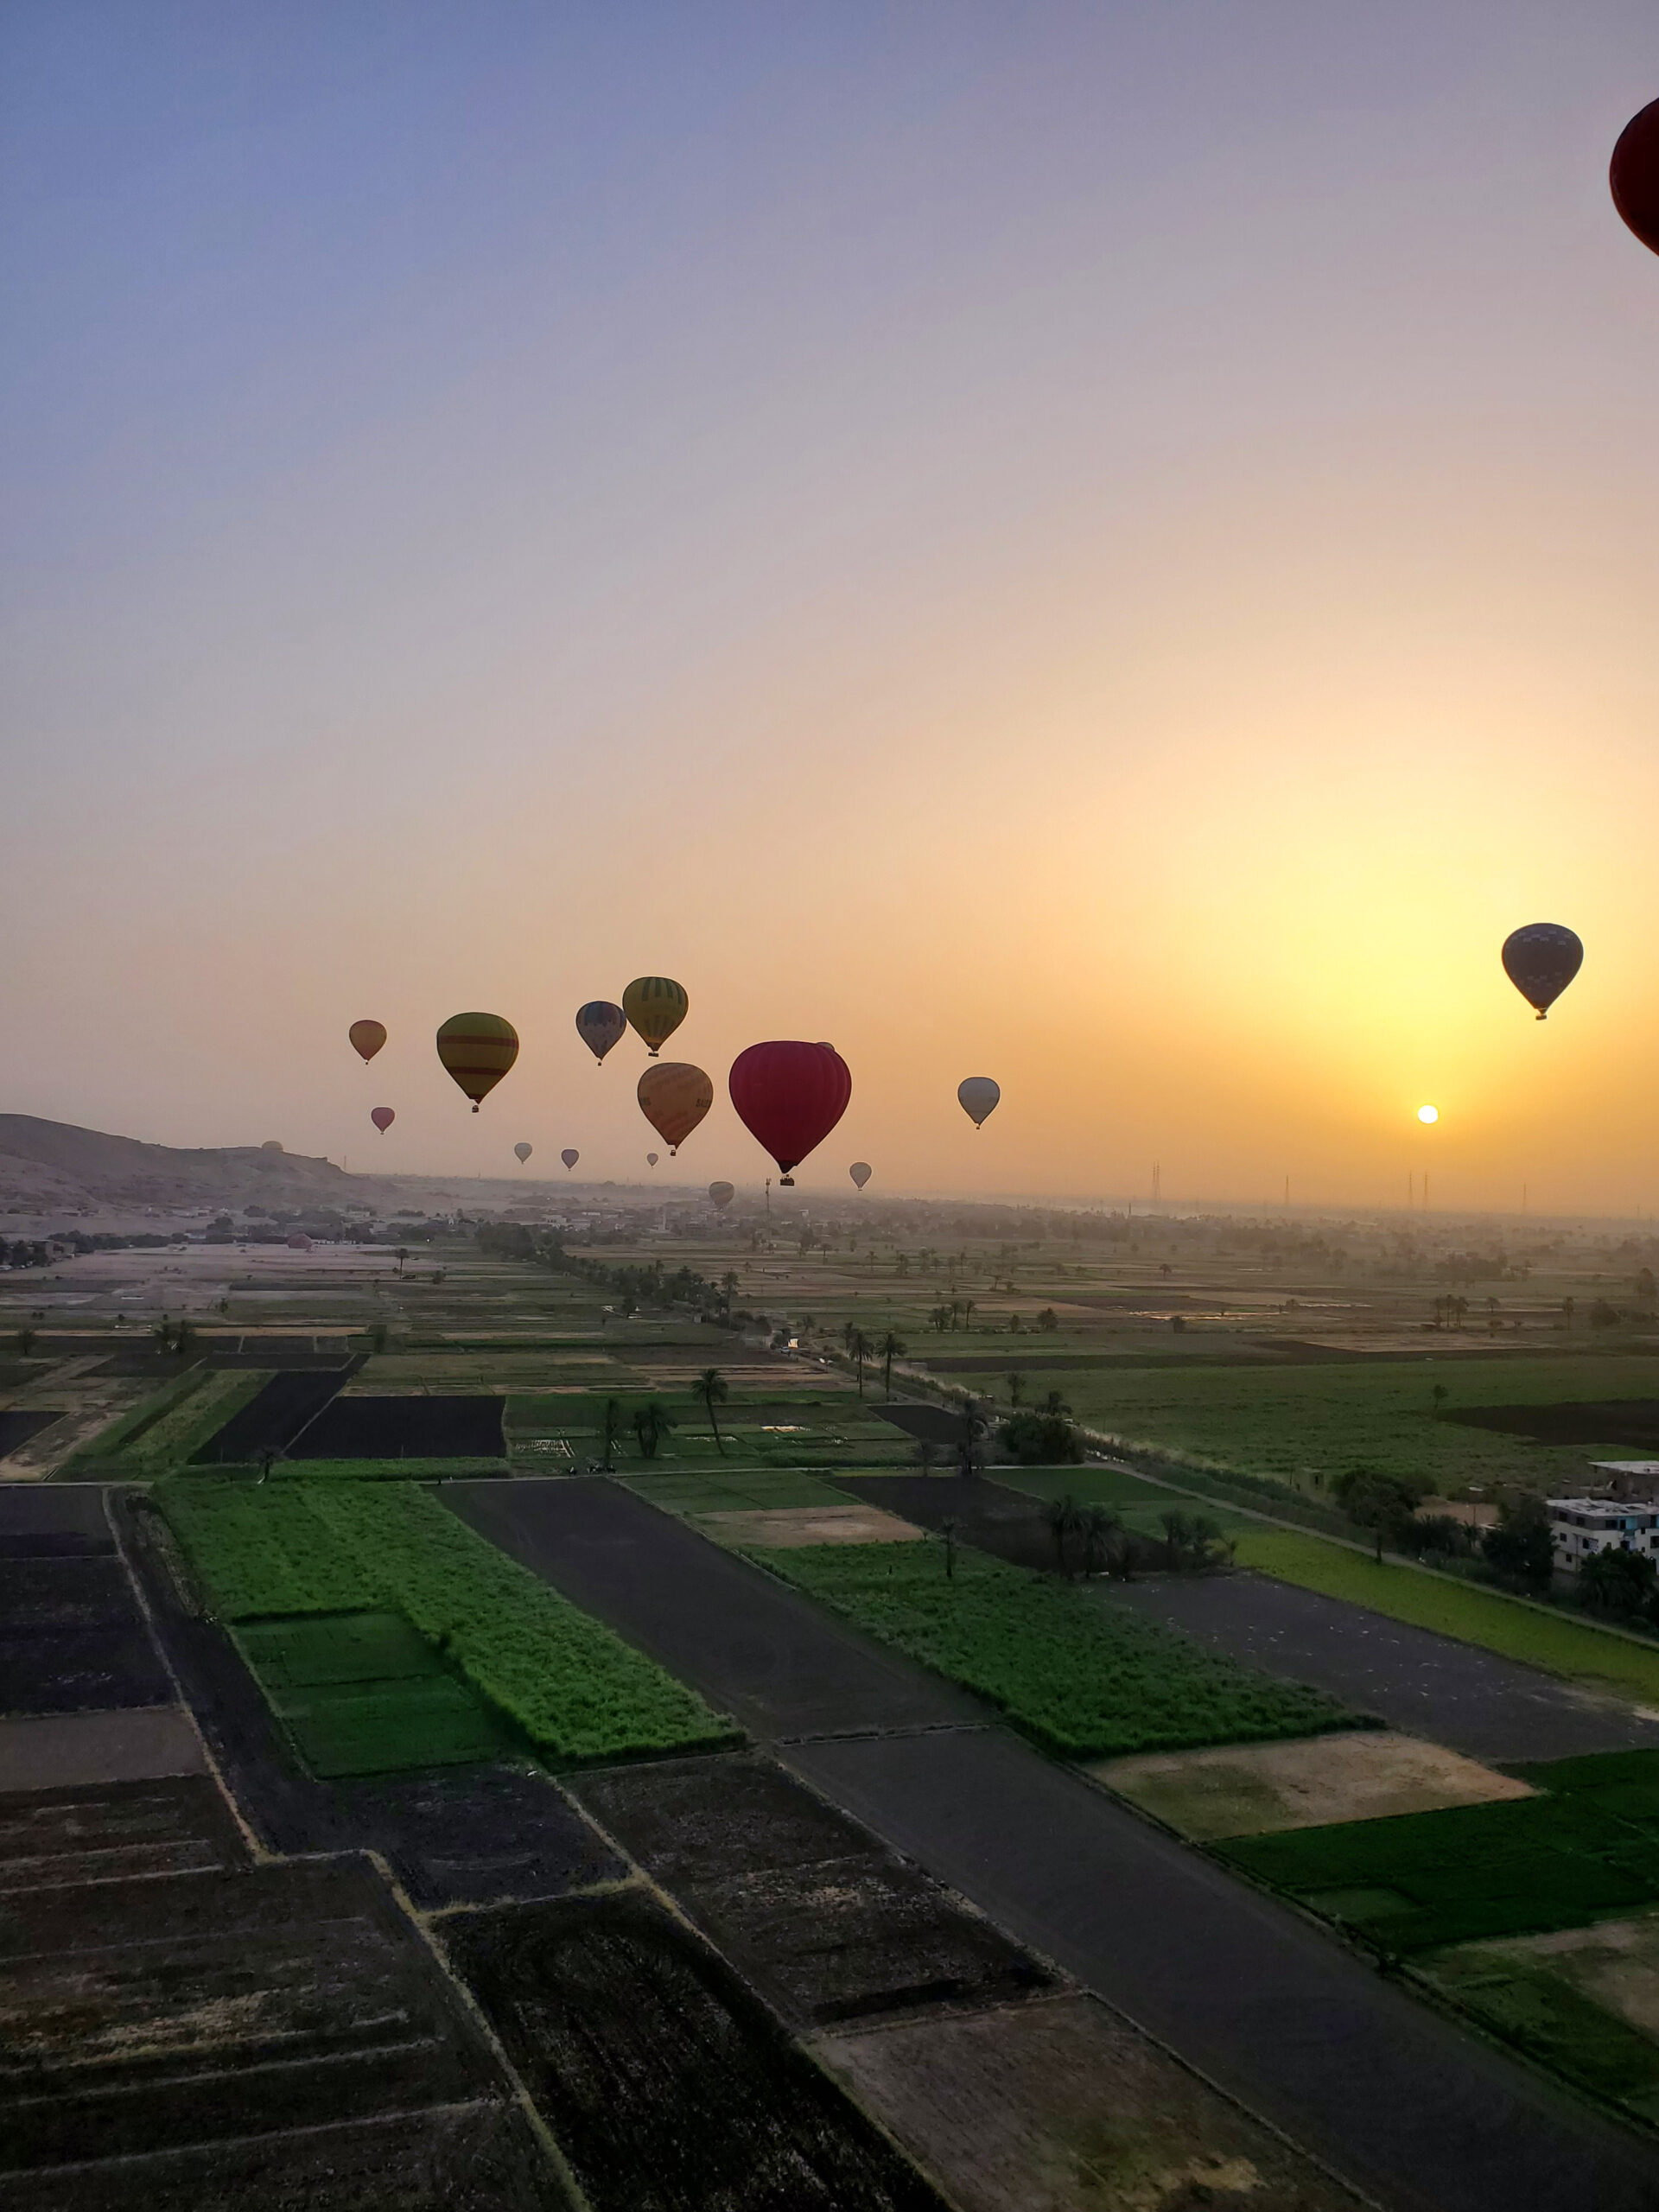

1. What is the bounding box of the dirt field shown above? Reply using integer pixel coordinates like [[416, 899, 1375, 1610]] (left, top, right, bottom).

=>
[[571, 1752, 1053, 2030], [1465, 1912, 1659, 2042], [0, 1775, 244, 1892], [696, 1503, 925, 1548], [0, 1707, 203, 1793], [0, 1549, 170, 1714], [817, 1993, 1362, 2212], [438, 1889, 950, 2212], [832, 1472, 1063, 1573], [1096, 1732, 1535, 1840]]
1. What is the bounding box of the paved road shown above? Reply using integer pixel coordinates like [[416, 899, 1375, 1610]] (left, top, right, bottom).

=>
[[447, 1478, 1659, 2212]]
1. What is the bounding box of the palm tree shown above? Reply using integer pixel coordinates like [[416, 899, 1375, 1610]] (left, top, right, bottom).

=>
[[880, 1332, 906, 1399], [1041, 1389, 1071, 1420], [721, 1271, 739, 1324], [697, 1367, 728, 1455], [1006, 1371, 1026, 1409], [913, 1437, 938, 1475], [1080, 1503, 1122, 1578], [963, 1299, 976, 1330], [1042, 1493, 1084, 1576], [632, 1401, 676, 1459], [849, 1327, 874, 1396], [600, 1396, 624, 1472], [939, 1516, 960, 1581]]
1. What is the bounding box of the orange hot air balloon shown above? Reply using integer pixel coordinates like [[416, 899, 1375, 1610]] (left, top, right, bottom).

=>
[[638, 1062, 713, 1155], [371, 1107, 395, 1134], [435, 1013, 518, 1111], [623, 976, 688, 1057], [349, 1020, 387, 1065]]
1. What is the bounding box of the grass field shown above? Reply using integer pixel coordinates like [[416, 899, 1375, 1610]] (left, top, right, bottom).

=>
[[1230, 1529, 1659, 1702], [235, 1611, 508, 1777], [159, 1477, 736, 1765], [1419, 1941, 1659, 2120], [949, 1356, 1659, 1499], [750, 1541, 1363, 1758], [624, 1469, 856, 1515]]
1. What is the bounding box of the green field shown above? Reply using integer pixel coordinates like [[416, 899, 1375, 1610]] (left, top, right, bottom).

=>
[[505, 1389, 912, 1469], [950, 1355, 1659, 1498], [623, 1469, 855, 1515], [748, 1541, 1363, 1758], [73, 1365, 276, 1476], [1419, 1942, 1659, 2121], [1230, 1529, 1659, 1702], [234, 1612, 506, 1777], [160, 1477, 736, 1765]]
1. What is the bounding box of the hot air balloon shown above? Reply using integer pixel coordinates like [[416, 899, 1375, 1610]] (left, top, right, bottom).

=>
[[575, 1001, 627, 1065], [709, 1180, 734, 1210], [1612, 99, 1659, 255], [622, 976, 688, 1057], [849, 1161, 872, 1190], [958, 1077, 1001, 1128], [646, 1152, 659, 1167], [638, 1062, 713, 1156], [728, 1041, 851, 1186], [561, 1147, 579, 1171], [349, 1020, 386, 1065], [514, 1141, 533, 1164], [1501, 925, 1583, 1020], [436, 1014, 518, 1111], [371, 1107, 395, 1135]]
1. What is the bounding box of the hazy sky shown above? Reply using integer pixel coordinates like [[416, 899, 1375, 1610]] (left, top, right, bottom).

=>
[[7, 3, 1659, 1209]]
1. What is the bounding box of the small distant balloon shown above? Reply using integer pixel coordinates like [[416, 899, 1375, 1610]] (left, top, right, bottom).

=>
[[728, 1041, 852, 1187], [1501, 925, 1583, 1021], [371, 1107, 395, 1135], [561, 1147, 579, 1172], [349, 1020, 386, 1065], [1611, 99, 1659, 255], [638, 1061, 713, 1156], [436, 1013, 518, 1111], [849, 1161, 873, 1190], [514, 1141, 533, 1164], [957, 1077, 1001, 1128], [646, 1152, 659, 1168], [622, 976, 688, 1058], [709, 1180, 734, 1209], [575, 1001, 627, 1065]]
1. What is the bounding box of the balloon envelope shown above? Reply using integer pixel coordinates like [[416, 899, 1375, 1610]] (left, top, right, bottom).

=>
[[1612, 99, 1659, 254], [1501, 925, 1583, 1020], [349, 1020, 386, 1065], [575, 1001, 627, 1065], [709, 1180, 734, 1209], [622, 976, 688, 1057], [728, 1041, 852, 1185], [436, 1013, 518, 1111], [638, 1062, 713, 1155], [371, 1106, 395, 1134], [514, 1141, 532, 1164], [849, 1161, 873, 1190], [646, 1152, 659, 1166], [561, 1147, 579, 1171], [958, 1077, 1001, 1128]]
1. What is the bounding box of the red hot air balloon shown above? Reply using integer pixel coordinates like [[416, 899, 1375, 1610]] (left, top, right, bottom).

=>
[[1612, 99, 1659, 255], [728, 1041, 851, 1186], [371, 1107, 395, 1134], [561, 1148, 579, 1172]]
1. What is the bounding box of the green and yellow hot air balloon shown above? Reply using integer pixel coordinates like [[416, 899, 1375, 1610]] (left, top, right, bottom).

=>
[[622, 976, 688, 1058], [436, 1012, 518, 1111]]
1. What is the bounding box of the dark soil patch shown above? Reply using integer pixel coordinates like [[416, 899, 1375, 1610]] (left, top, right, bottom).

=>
[[115, 1494, 622, 1902], [0, 1859, 512, 2177], [0, 1408, 66, 1455], [0, 2102, 570, 2212], [191, 1366, 356, 1463], [294, 1395, 506, 1459], [440, 1890, 950, 2211], [571, 1752, 1052, 2028], [0, 1548, 169, 1714], [0, 1775, 244, 1891], [833, 1472, 1060, 1573], [1448, 1401, 1659, 1446], [875, 1402, 976, 1447], [0, 1485, 111, 1547]]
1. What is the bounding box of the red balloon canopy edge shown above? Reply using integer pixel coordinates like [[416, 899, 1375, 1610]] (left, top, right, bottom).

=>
[[728, 1041, 852, 1183], [1612, 99, 1659, 255]]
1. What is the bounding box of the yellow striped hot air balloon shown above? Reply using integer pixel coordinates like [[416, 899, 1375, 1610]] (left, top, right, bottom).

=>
[[435, 1013, 518, 1111], [622, 976, 688, 1057], [638, 1062, 713, 1155]]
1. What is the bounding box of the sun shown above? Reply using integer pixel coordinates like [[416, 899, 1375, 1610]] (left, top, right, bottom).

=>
[[1417, 1104, 1440, 1125]]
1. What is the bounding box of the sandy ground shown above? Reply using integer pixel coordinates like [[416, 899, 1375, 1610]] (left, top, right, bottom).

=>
[[0, 1707, 204, 1794], [0, 1359, 151, 1481], [1093, 1732, 1534, 1840], [1471, 1915, 1659, 2042], [696, 1503, 925, 1547], [817, 1993, 1359, 2212]]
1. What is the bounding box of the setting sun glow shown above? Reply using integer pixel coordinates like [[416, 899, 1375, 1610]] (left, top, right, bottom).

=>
[[1417, 1106, 1440, 1126]]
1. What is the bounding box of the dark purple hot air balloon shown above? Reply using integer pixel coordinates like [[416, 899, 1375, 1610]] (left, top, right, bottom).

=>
[[1501, 924, 1583, 1020]]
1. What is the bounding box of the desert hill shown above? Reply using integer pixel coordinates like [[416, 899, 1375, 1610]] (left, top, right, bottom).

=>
[[0, 1116, 365, 1214]]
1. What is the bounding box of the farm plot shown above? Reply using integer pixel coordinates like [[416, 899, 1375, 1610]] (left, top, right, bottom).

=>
[[95, 1368, 273, 1475], [0, 1408, 67, 1458], [0, 1553, 169, 1714], [626, 1468, 863, 1516], [439, 1889, 950, 2212], [0, 1856, 569, 2209], [750, 1541, 1364, 1758], [159, 1477, 737, 1765], [191, 1365, 353, 1463], [234, 1612, 509, 1777], [817, 1992, 1360, 2212], [571, 1752, 1053, 2028], [833, 1471, 1088, 1572], [0, 1775, 244, 1892], [291, 1394, 505, 1460]]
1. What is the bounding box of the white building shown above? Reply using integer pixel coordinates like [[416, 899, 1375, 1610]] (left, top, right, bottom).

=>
[[1548, 1491, 1659, 1573]]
